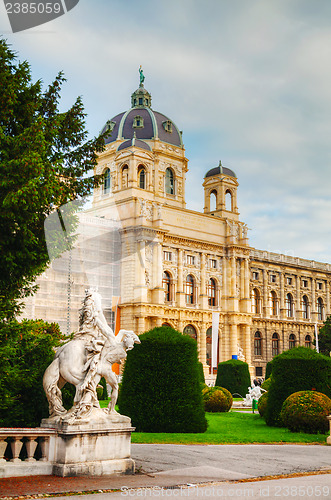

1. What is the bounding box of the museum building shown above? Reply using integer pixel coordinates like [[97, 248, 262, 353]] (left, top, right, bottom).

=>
[[24, 78, 331, 379]]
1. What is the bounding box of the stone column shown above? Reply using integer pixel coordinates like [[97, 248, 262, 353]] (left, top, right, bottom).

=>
[[176, 249, 185, 307], [280, 272, 285, 319], [229, 323, 238, 359], [152, 241, 164, 304], [134, 240, 147, 302], [200, 253, 208, 309], [326, 281, 330, 317], [296, 275, 301, 320], [197, 325, 207, 364], [263, 269, 269, 318], [243, 324, 252, 367]]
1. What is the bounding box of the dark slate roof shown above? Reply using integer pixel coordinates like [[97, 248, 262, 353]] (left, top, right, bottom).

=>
[[101, 108, 183, 147], [205, 166, 236, 178], [117, 138, 151, 152]]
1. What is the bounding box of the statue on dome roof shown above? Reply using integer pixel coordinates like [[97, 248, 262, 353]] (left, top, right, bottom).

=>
[[139, 65, 145, 86]]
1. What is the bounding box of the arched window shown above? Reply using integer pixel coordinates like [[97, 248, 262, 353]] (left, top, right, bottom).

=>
[[165, 168, 175, 195], [121, 165, 129, 188], [317, 297, 324, 321], [138, 165, 146, 189], [270, 291, 278, 316], [305, 335, 312, 348], [254, 331, 262, 356], [208, 278, 216, 306], [183, 324, 197, 340], [103, 168, 111, 194], [302, 295, 309, 319], [289, 333, 296, 349], [286, 293, 293, 318], [272, 332, 279, 357], [206, 327, 212, 366], [162, 271, 171, 302], [162, 322, 171, 327], [252, 288, 261, 314], [185, 274, 195, 304], [210, 190, 217, 211], [225, 189, 232, 211]]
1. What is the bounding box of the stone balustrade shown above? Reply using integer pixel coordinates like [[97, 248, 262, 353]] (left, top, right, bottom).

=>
[[0, 428, 57, 477]]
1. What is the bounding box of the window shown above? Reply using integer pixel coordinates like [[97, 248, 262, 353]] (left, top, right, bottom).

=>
[[270, 291, 278, 316], [163, 271, 171, 302], [302, 280, 308, 288], [289, 333, 296, 349], [163, 251, 172, 261], [272, 333, 279, 357], [225, 189, 232, 211], [252, 288, 261, 314], [162, 120, 172, 133], [254, 331, 262, 356], [165, 168, 175, 195], [185, 275, 195, 304], [121, 165, 129, 188], [255, 367, 263, 377], [133, 115, 144, 128], [210, 190, 217, 211], [208, 278, 216, 306], [317, 282, 323, 290], [305, 335, 312, 348], [183, 324, 197, 340], [162, 322, 171, 327], [286, 293, 293, 318], [270, 274, 276, 283], [105, 120, 116, 133], [187, 255, 195, 265], [253, 271, 259, 280], [103, 168, 111, 194], [210, 259, 217, 269], [138, 97, 143, 105], [302, 295, 309, 319], [317, 297, 324, 321], [138, 166, 146, 189], [286, 277, 292, 285]]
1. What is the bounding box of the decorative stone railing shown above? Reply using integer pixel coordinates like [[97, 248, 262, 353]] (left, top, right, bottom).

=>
[[0, 428, 57, 478], [250, 249, 331, 272]]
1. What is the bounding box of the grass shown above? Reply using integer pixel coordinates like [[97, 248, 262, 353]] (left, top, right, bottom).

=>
[[98, 399, 328, 445]]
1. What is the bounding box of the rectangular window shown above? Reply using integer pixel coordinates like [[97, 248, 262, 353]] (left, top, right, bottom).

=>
[[163, 251, 172, 261], [187, 255, 195, 265], [253, 271, 259, 280], [302, 280, 308, 288], [210, 259, 217, 269], [270, 274, 276, 283], [255, 367, 263, 377], [317, 282, 323, 290], [286, 277, 292, 285]]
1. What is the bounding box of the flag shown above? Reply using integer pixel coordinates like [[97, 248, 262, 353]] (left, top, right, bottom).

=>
[[211, 312, 220, 368], [315, 323, 319, 353]]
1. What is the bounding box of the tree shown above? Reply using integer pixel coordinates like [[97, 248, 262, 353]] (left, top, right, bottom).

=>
[[0, 39, 105, 320], [316, 316, 331, 356]]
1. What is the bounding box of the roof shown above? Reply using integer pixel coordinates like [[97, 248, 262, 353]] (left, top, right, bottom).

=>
[[205, 165, 236, 178]]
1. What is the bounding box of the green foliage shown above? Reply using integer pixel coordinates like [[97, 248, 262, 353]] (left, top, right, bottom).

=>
[[0, 39, 105, 320], [203, 386, 233, 412], [280, 391, 331, 434], [96, 385, 104, 400], [261, 377, 272, 391], [265, 361, 273, 379], [0, 319, 64, 427], [118, 326, 207, 433], [258, 392, 268, 418], [198, 362, 205, 383], [99, 377, 108, 400], [316, 316, 331, 356], [265, 347, 331, 427], [215, 359, 251, 397]]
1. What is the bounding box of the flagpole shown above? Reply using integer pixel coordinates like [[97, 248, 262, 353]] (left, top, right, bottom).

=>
[[315, 323, 319, 353]]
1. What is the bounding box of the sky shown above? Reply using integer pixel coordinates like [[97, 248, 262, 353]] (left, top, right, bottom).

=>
[[1, 0, 331, 263]]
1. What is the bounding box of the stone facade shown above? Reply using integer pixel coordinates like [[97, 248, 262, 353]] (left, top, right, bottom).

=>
[[23, 80, 331, 379]]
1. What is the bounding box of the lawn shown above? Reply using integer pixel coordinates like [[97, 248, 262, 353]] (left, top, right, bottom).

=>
[[99, 401, 328, 445]]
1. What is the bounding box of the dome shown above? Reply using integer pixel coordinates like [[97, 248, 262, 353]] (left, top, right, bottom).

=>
[[205, 161, 236, 179], [101, 78, 183, 148]]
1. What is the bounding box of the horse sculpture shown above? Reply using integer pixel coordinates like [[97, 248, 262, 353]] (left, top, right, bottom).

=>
[[43, 289, 140, 423]]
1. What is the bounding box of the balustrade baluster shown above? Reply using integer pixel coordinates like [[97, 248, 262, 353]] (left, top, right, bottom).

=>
[[10, 437, 23, 463], [25, 437, 38, 462], [0, 438, 8, 463]]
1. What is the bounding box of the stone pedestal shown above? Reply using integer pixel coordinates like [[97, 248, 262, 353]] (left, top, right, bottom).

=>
[[41, 409, 135, 477]]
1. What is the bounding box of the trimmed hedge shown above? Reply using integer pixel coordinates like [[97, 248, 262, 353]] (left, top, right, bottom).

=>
[[261, 377, 272, 391], [280, 391, 331, 434], [198, 362, 205, 383], [265, 347, 331, 427], [118, 327, 207, 433], [265, 361, 273, 380], [203, 386, 233, 412], [258, 392, 268, 418], [215, 359, 251, 397]]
